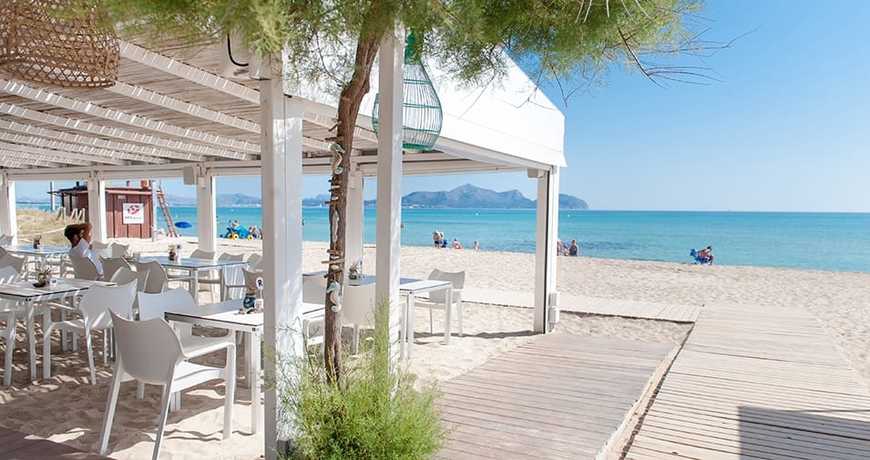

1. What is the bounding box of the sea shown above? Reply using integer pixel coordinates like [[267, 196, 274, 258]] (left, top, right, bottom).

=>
[[22, 204, 870, 273]]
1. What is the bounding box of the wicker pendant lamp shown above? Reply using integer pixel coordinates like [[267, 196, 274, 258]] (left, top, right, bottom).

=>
[[0, 0, 120, 88], [372, 34, 443, 152]]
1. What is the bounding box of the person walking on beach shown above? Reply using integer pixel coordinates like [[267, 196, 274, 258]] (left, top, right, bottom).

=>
[[433, 230, 444, 248], [569, 240, 580, 257], [473, 240, 480, 251]]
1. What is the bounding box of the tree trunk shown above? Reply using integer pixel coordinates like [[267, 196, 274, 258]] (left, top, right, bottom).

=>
[[324, 33, 381, 382]]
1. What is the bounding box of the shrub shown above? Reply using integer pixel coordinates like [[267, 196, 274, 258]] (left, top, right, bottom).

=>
[[280, 301, 444, 460]]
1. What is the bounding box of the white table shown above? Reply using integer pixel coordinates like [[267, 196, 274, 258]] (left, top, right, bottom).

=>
[[164, 299, 323, 434], [0, 279, 114, 380], [138, 256, 247, 302]]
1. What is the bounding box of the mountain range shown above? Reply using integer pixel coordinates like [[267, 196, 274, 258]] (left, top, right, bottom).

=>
[[156, 184, 588, 210]]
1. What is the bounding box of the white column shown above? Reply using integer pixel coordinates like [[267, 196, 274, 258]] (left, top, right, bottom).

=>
[[0, 175, 17, 245], [375, 29, 404, 367], [533, 167, 560, 333], [259, 58, 305, 460], [87, 174, 107, 242], [196, 172, 217, 252], [345, 168, 365, 271]]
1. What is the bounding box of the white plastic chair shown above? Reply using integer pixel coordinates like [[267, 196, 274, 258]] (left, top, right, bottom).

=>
[[110, 267, 149, 293], [417, 269, 466, 336], [199, 253, 245, 302], [342, 283, 377, 354], [133, 260, 168, 294], [101, 257, 132, 282], [99, 312, 235, 460], [110, 243, 130, 258], [69, 255, 101, 281], [246, 253, 262, 270], [137, 288, 233, 359], [0, 266, 22, 385], [91, 241, 112, 259], [0, 254, 26, 274], [42, 281, 137, 384]]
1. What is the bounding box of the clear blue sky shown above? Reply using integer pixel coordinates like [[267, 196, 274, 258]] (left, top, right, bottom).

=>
[[14, 0, 870, 212]]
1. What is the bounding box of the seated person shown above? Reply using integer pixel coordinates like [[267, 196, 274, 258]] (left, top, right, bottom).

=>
[[452, 239, 463, 250], [569, 239, 580, 257], [64, 223, 103, 277]]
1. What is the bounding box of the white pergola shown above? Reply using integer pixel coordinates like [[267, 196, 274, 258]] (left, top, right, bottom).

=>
[[0, 31, 565, 458]]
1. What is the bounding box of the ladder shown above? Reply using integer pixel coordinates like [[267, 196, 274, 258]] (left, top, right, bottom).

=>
[[156, 185, 178, 237]]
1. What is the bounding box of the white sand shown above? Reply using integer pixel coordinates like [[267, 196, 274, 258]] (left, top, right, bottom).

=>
[[1, 237, 867, 459]]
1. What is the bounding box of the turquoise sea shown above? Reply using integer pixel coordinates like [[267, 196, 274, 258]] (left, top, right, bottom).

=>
[[151, 207, 870, 273], [21, 203, 870, 273]]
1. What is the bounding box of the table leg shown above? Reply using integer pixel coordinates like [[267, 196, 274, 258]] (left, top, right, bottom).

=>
[[189, 269, 199, 303], [406, 293, 416, 359], [219, 269, 226, 302], [25, 300, 36, 381], [443, 286, 453, 344], [249, 331, 261, 434], [60, 308, 68, 353]]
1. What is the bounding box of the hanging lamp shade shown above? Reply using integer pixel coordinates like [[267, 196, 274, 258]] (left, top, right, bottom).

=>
[[0, 0, 120, 88], [372, 34, 443, 152]]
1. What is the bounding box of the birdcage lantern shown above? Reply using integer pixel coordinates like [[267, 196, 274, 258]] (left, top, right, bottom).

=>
[[372, 34, 443, 152], [0, 0, 120, 88]]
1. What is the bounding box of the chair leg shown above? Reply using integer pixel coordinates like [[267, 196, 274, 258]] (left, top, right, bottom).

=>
[[153, 384, 174, 460], [137, 382, 145, 400], [3, 322, 14, 386], [99, 366, 123, 455], [102, 330, 109, 366], [72, 332, 79, 352], [223, 344, 236, 439], [458, 302, 464, 337], [86, 332, 96, 385], [429, 308, 434, 334]]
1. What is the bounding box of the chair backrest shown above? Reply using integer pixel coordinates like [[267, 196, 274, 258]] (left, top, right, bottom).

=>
[[100, 257, 132, 282], [110, 311, 183, 385], [110, 267, 149, 292], [220, 253, 246, 298], [0, 265, 21, 283], [342, 283, 377, 327], [0, 246, 6, 258], [0, 235, 13, 246], [110, 243, 129, 258], [133, 260, 167, 294], [69, 255, 100, 281], [247, 253, 262, 270], [428, 269, 465, 303], [0, 254, 26, 274], [243, 269, 263, 295], [302, 275, 327, 304], [190, 249, 215, 260], [78, 281, 138, 330], [137, 288, 198, 322]]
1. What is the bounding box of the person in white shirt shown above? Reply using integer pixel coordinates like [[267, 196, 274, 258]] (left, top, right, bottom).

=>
[[64, 223, 103, 277]]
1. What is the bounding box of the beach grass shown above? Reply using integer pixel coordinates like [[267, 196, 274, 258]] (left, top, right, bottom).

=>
[[15, 209, 82, 245]]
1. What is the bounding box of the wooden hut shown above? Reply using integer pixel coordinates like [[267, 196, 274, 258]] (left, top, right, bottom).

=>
[[52, 181, 158, 238]]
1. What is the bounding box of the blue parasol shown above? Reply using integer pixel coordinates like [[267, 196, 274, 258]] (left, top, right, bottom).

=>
[[174, 221, 192, 229]]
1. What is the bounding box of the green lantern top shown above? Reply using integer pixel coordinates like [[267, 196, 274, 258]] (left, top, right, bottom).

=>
[[372, 33, 443, 152]]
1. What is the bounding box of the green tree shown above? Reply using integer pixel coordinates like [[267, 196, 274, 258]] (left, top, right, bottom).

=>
[[97, 0, 710, 379]]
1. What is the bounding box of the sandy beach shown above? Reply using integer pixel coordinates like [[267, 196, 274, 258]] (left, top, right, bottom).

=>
[[1, 238, 868, 458]]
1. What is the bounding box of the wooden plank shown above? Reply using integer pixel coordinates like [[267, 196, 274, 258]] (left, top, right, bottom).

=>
[[438, 333, 673, 459]]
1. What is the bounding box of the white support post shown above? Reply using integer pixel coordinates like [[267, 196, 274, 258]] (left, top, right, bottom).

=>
[[196, 171, 217, 252], [0, 175, 17, 245], [533, 167, 560, 333], [375, 29, 404, 367], [259, 57, 305, 460], [87, 174, 107, 242], [345, 168, 365, 273]]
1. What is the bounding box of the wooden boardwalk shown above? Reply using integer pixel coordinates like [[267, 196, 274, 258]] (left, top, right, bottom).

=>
[[624, 303, 870, 459], [437, 333, 676, 459], [462, 288, 701, 323], [0, 426, 109, 459]]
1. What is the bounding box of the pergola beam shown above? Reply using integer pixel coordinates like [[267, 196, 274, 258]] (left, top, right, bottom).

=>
[[0, 119, 199, 163], [0, 102, 210, 162], [0, 142, 123, 165], [0, 79, 254, 159], [0, 153, 61, 168], [118, 40, 379, 144], [0, 129, 166, 164]]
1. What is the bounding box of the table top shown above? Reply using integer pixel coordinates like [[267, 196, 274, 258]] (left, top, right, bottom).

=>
[[0, 279, 115, 301], [137, 256, 248, 270], [165, 299, 324, 331], [3, 245, 68, 256], [304, 271, 449, 293]]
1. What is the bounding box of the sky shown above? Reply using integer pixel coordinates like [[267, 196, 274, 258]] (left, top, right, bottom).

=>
[[14, 0, 870, 212]]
